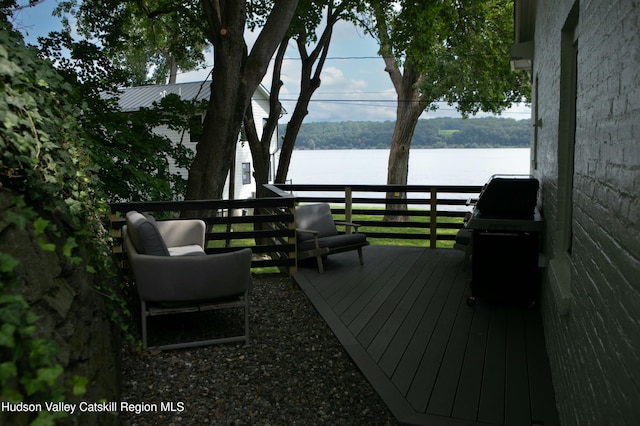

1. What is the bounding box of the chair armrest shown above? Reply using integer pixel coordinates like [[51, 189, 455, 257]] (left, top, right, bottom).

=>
[[334, 221, 362, 233], [296, 228, 321, 249], [157, 219, 206, 248]]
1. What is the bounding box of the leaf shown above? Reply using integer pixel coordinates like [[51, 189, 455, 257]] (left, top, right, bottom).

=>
[[0, 252, 20, 273], [31, 410, 68, 426], [22, 365, 64, 396], [0, 323, 17, 348], [37, 365, 64, 386], [62, 237, 78, 258], [0, 361, 18, 382], [70, 375, 88, 396], [37, 237, 56, 252], [0, 296, 28, 325], [33, 217, 50, 235], [29, 339, 58, 367], [4, 209, 31, 230]]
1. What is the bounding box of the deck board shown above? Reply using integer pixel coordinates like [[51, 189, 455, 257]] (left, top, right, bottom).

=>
[[426, 296, 474, 417], [293, 246, 559, 426], [451, 307, 490, 421], [477, 308, 506, 425], [357, 250, 437, 350], [346, 251, 423, 336]]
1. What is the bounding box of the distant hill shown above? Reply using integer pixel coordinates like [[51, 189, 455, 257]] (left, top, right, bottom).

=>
[[278, 117, 532, 150]]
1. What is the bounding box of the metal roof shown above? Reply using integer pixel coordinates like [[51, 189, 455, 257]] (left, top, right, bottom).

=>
[[115, 82, 271, 112], [115, 81, 211, 112]]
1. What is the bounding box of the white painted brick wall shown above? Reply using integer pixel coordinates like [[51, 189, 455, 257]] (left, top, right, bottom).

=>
[[533, 0, 640, 425]]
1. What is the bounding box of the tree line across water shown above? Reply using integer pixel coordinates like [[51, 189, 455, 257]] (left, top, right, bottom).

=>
[[281, 117, 531, 150]]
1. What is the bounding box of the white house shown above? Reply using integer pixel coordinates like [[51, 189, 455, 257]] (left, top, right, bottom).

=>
[[116, 81, 280, 200], [512, 1, 640, 424]]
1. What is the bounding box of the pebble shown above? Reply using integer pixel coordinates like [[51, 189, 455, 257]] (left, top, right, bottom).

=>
[[119, 275, 396, 425]]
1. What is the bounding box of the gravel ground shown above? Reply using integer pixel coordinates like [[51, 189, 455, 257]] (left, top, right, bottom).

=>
[[119, 274, 397, 425]]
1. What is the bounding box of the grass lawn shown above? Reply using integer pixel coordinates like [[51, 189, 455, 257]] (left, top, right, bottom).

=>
[[332, 211, 460, 249], [208, 210, 463, 250]]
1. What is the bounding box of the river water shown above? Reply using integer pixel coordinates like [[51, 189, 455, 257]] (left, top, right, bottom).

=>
[[287, 148, 531, 186]]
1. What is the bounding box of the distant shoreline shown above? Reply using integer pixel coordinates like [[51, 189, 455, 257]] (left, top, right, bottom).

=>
[[280, 117, 532, 150]]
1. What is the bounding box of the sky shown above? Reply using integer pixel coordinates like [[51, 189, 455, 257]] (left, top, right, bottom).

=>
[[12, 0, 531, 123]]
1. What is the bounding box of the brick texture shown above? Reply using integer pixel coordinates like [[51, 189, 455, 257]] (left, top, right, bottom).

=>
[[532, 1, 640, 425]]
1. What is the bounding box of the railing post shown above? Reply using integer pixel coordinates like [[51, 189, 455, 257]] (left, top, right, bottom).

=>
[[289, 204, 298, 275], [345, 186, 353, 234], [430, 187, 438, 248]]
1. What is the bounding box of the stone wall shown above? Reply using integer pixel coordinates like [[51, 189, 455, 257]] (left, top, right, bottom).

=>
[[0, 191, 120, 425], [531, 0, 640, 425]]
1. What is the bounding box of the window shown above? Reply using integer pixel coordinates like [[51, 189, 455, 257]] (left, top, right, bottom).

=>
[[242, 162, 251, 185], [549, 1, 579, 315], [558, 3, 579, 255], [189, 115, 203, 143], [532, 74, 540, 170]]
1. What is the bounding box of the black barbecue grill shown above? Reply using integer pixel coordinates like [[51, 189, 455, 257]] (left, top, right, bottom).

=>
[[461, 175, 544, 306]]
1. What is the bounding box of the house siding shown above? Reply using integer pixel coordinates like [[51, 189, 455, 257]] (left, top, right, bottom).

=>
[[117, 82, 278, 201], [531, 1, 640, 425]]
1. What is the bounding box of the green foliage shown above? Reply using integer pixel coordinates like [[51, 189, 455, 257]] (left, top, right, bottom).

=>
[[360, 0, 530, 115], [283, 117, 532, 150], [0, 252, 69, 424], [427, 0, 531, 115], [55, 0, 208, 85], [2, 34, 87, 221], [37, 31, 198, 202], [0, 16, 126, 418]]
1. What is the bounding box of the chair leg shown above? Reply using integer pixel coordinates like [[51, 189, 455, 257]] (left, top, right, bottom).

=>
[[316, 255, 324, 273], [244, 291, 250, 347], [140, 300, 148, 349], [358, 247, 364, 265]]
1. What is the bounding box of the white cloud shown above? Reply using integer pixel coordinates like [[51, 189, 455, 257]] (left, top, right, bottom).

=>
[[319, 66, 367, 90], [180, 19, 531, 123]]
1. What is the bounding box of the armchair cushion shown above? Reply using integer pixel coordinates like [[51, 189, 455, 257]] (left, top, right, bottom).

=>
[[126, 211, 169, 256], [168, 245, 207, 256], [295, 204, 338, 241], [297, 232, 367, 252], [126, 248, 252, 303]]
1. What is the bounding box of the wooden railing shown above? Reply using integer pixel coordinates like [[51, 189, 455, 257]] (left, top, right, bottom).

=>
[[264, 183, 482, 248], [110, 184, 482, 274], [110, 197, 297, 272]]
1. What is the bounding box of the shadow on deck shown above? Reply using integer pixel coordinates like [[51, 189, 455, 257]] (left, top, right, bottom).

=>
[[293, 246, 559, 426]]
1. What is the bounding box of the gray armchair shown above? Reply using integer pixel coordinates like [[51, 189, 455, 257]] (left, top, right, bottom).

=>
[[123, 211, 252, 350], [295, 203, 369, 273]]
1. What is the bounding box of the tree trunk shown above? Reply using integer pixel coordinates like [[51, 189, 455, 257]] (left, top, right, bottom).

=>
[[186, 1, 248, 206], [380, 55, 426, 220], [276, 9, 337, 183], [246, 37, 287, 199], [276, 96, 313, 183], [245, 102, 277, 200], [371, 6, 428, 221], [184, 0, 299, 217], [168, 56, 178, 84], [385, 89, 424, 220]]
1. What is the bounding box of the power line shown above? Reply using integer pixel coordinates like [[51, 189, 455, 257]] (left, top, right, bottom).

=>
[[175, 55, 382, 75], [278, 99, 531, 115], [281, 56, 382, 60]]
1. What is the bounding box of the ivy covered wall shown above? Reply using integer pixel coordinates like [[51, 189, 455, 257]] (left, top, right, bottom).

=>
[[1, 17, 121, 425]]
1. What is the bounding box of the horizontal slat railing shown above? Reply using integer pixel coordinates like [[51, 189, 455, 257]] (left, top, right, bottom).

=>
[[265, 183, 482, 249], [110, 197, 297, 272], [109, 184, 482, 275]]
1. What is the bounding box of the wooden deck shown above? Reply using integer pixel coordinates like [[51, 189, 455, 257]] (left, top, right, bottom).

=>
[[293, 246, 559, 426]]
